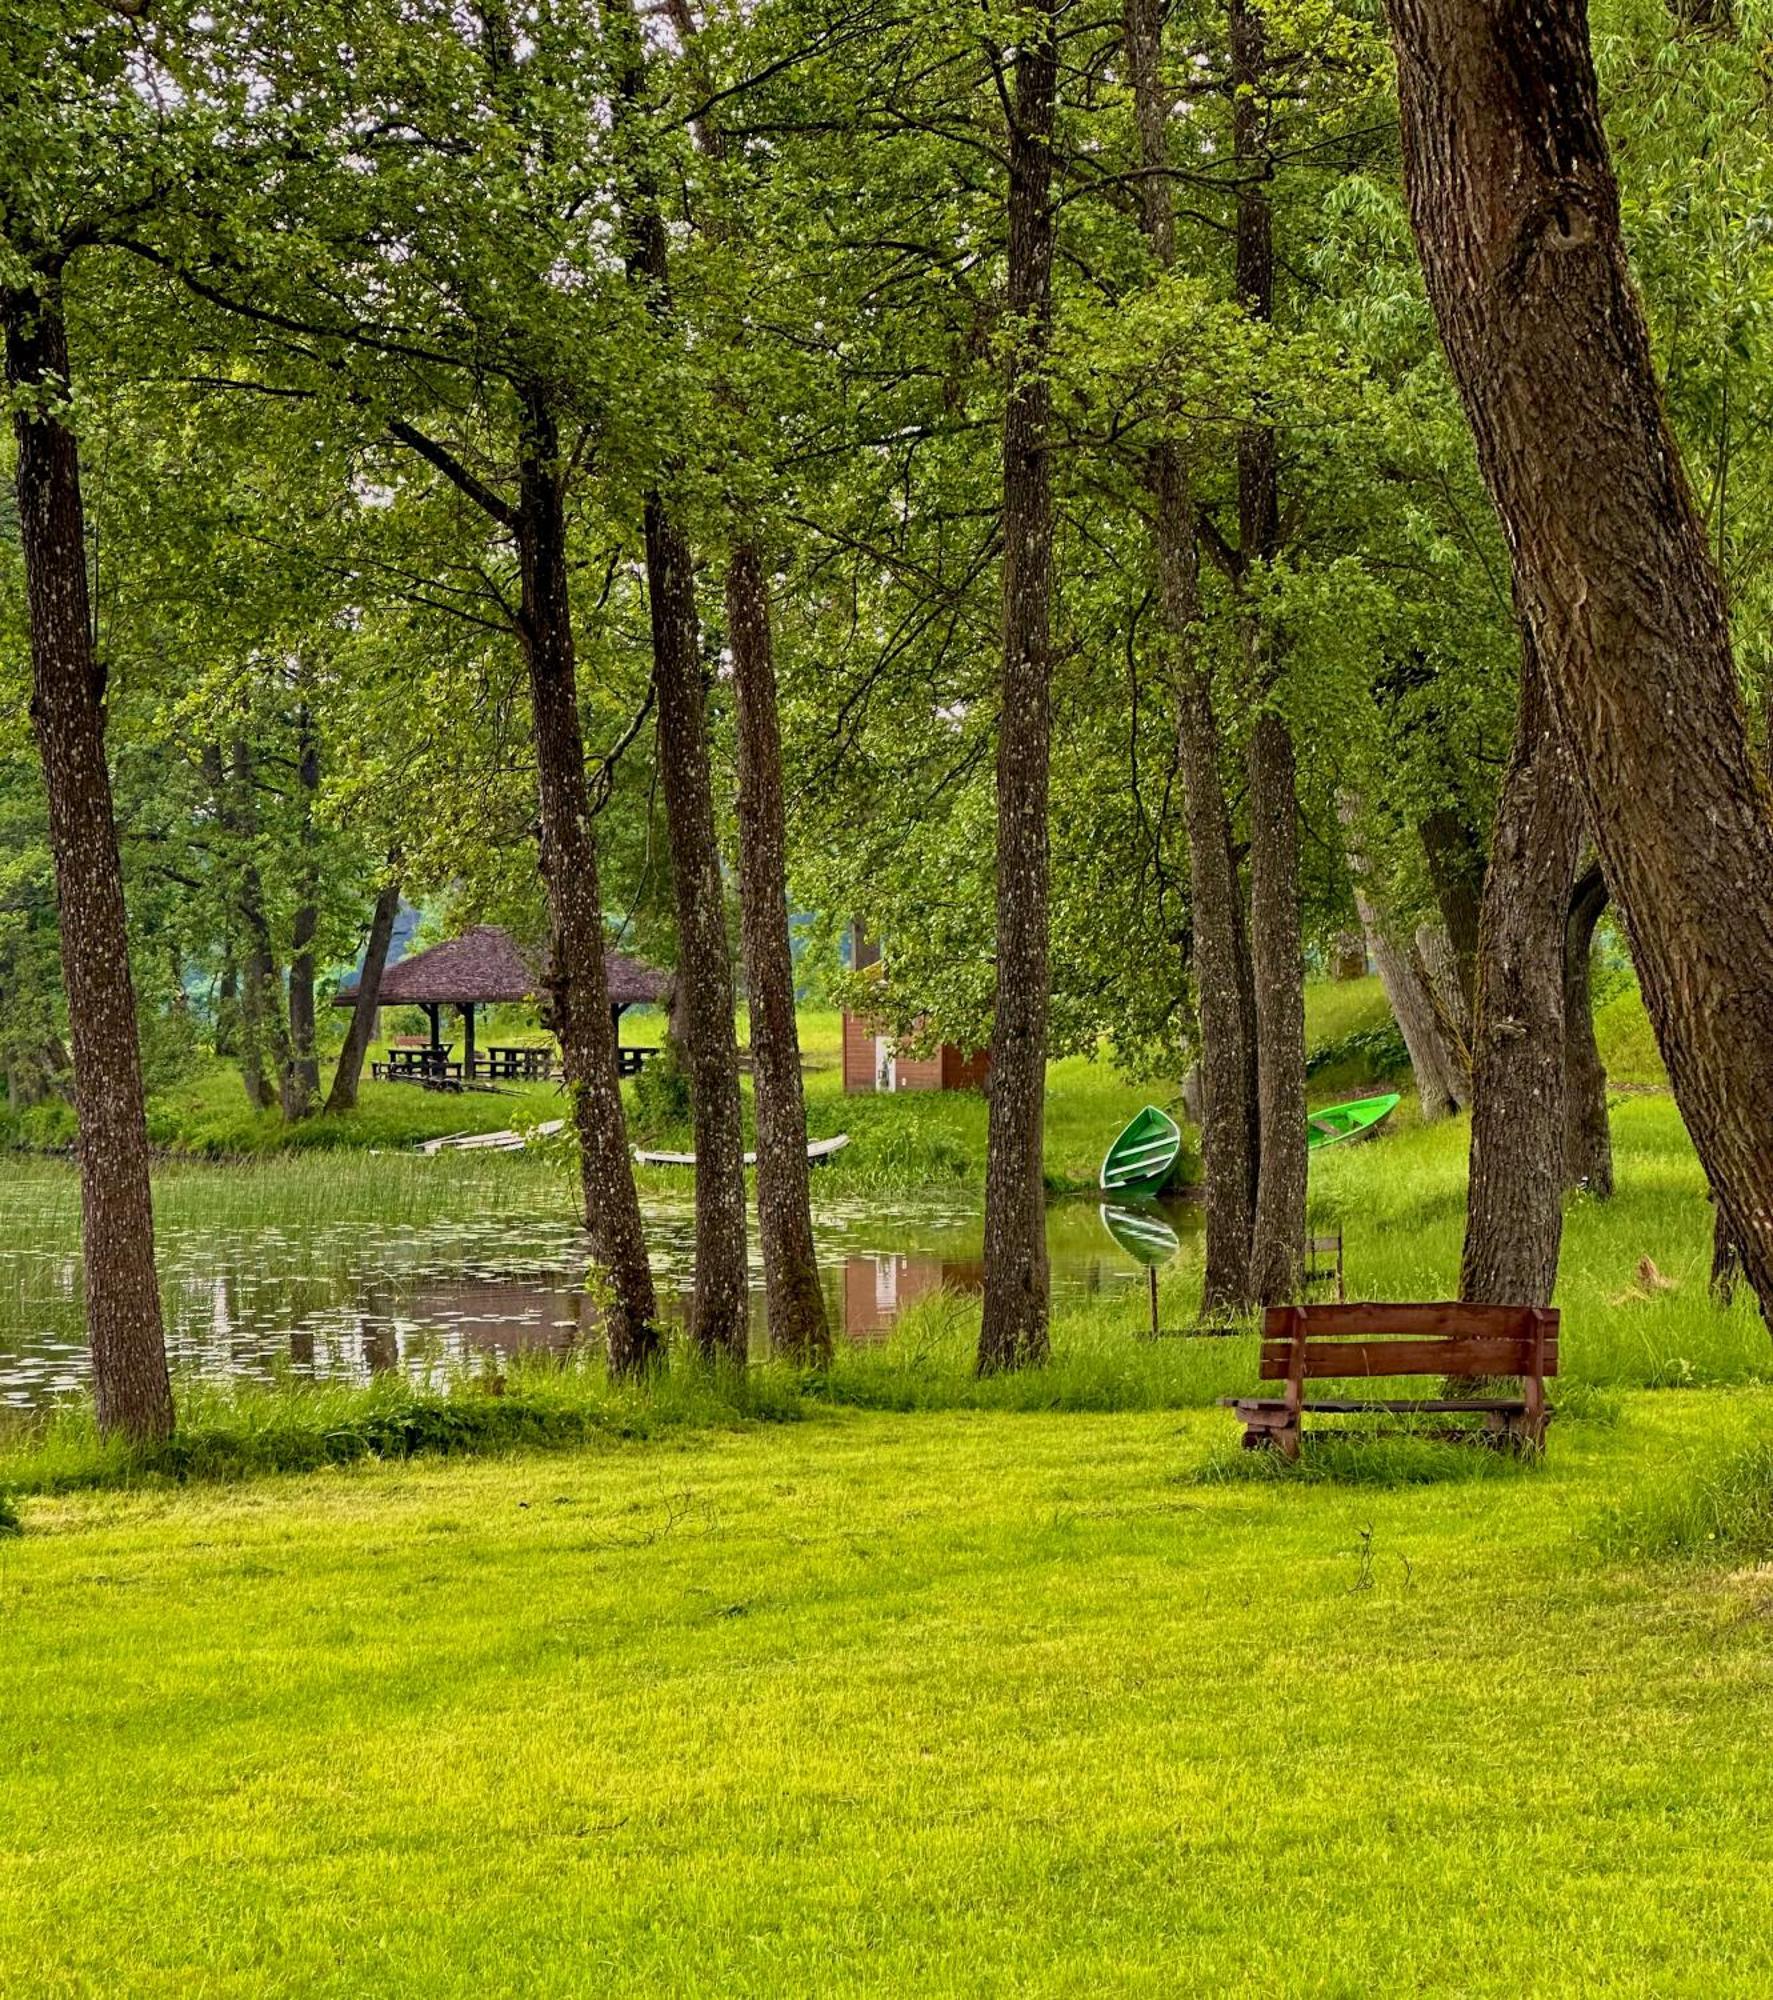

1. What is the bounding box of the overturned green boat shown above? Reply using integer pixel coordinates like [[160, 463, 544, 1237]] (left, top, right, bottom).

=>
[[1307, 1091, 1400, 1152], [1100, 1105, 1184, 1199]]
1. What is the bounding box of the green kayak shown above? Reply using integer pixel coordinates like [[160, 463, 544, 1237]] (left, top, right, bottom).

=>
[[1100, 1104, 1183, 1199], [1307, 1092, 1401, 1152]]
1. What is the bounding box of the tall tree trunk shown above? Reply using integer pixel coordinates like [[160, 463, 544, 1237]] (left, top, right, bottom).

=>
[[1418, 806, 1487, 1019], [1412, 919, 1474, 1085], [283, 701, 321, 1121], [223, 738, 288, 1113], [978, 7, 1058, 1374], [214, 954, 239, 1059], [1340, 797, 1463, 1118], [1563, 858, 1613, 1196], [326, 863, 401, 1115], [1391, 0, 1773, 1326], [608, 0, 749, 1362], [515, 392, 659, 1374], [1124, 0, 1259, 1311], [642, 507, 749, 1362], [5, 282, 172, 1444], [1247, 709, 1307, 1301], [727, 542, 830, 1365], [1460, 631, 1583, 1306], [1233, 0, 1307, 1306]]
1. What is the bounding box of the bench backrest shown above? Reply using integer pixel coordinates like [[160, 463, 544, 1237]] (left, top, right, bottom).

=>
[[1259, 1302, 1558, 1383]]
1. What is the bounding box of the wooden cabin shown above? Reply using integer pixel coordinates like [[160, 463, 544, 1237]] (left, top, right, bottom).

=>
[[840, 930, 990, 1095]]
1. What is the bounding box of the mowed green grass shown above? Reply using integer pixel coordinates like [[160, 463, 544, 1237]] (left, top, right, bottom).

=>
[[6, 1393, 1773, 1996]]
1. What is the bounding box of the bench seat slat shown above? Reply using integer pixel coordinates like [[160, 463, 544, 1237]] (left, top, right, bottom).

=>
[[1259, 1335, 1557, 1381], [1225, 1395, 1530, 1416]]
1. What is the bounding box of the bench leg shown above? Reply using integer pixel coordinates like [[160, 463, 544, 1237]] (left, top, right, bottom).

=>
[[1241, 1419, 1300, 1461], [1483, 1410, 1548, 1456]]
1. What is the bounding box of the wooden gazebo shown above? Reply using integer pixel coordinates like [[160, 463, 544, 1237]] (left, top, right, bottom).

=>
[[335, 924, 668, 1085]]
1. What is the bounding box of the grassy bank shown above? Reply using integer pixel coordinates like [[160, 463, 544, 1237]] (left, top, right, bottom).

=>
[[0, 1088, 1762, 1498], [0, 978, 1674, 1196], [3, 1391, 1772, 1995]]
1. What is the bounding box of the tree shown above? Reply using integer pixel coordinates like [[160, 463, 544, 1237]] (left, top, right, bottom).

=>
[[1, 5, 177, 1443], [1390, 0, 1773, 1325], [4, 287, 174, 1443], [978, 3, 1059, 1375], [728, 546, 831, 1363], [1121, 0, 1259, 1312], [326, 866, 402, 1115], [669, 0, 831, 1367], [168, 0, 665, 1367], [1459, 627, 1581, 1307], [605, 0, 749, 1363]]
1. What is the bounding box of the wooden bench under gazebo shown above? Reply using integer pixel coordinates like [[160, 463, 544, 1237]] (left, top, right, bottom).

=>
[[334, 924, 669, 1090]]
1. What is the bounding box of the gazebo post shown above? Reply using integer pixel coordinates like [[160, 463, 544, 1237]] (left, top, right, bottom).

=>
[[462, 1001, 477, 1080], [424, 1002, 441, 1056]]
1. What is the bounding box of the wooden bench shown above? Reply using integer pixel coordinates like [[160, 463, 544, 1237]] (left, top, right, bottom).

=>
[[1224, 1302, 1557, 1460]]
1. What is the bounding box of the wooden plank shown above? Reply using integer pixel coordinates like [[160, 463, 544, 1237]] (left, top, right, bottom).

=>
[[1259, 1335, 1554, 1381], [1261, 1301, 1551, 1340], [1233, 1395, 1530, 1415]]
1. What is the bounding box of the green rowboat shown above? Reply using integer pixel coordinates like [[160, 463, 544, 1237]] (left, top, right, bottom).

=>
[[1307, 1091, 1400, 1152], [1100, 1104, 1183, 1199]]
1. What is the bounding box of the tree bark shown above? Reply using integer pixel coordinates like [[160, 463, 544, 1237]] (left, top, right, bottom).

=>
[[642, 506, 750, 1362], [1460, 630, 1583, 1306], [326, 863, 401, 1115], [1563, 857, 1613, 1196], [1233, 0, 1307, 1307], [1340, 797, 1463, 1118], [1247, 709, 1307, 1302], [1124, 0, 1259, 1312], [1418, 806, 1486, 1019], [978, 7, 1058, 1374], [222, 738, 288, 1113], [727, 543, 830, 1365], [1412, 919, 1473, 1086], [283, 701, 321, 1121], [608, 0, 749, 1362], [1712, 1189, 1742, 1306], [5, 282, 173, 1444], [515, 390, 660, 1374], [1391, 0, 1773, 1325]]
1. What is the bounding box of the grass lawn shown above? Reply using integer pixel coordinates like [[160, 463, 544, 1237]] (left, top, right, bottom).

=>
[[5, 1392, 1773, 1995], [1, 977, 1767, 1991]]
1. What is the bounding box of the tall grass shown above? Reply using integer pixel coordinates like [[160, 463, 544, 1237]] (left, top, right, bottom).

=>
[[1594, 1434, 1773, 1566], [0, 1355, 805, 1499]]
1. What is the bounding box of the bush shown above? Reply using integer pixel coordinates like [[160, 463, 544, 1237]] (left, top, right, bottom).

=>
[[1305, 1019, 1411, 1084], [0, 1488, 19, 1536], [632, 1044, 692, 1137], [0, 1096, 77, 1151]]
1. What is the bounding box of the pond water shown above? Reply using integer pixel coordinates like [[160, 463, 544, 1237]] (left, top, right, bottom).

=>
[[0, 1173, 1201, 1411]]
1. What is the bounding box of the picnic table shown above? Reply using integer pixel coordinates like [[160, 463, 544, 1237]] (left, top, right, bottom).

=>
[[373, 1045, 463, 1089], [478, 1045, 556, 1083]]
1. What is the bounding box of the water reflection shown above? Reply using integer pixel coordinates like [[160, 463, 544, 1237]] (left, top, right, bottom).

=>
[[0, 1186, 1201, 1410]]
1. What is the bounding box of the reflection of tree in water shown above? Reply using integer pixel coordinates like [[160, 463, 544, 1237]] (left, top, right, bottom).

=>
[[359, 1313, 399, 1376]]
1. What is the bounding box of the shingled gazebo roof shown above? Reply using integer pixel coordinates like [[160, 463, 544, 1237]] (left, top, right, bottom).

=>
[[335, 924, 668, 1009]]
